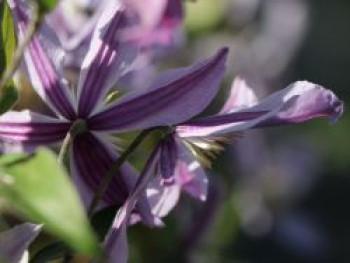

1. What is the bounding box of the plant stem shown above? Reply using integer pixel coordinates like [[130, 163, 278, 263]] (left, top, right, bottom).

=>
[[57, 119, 87, 165], [0, 2, 40, 91], [57, 131, 72, 166], [87, 128, 157, 217]]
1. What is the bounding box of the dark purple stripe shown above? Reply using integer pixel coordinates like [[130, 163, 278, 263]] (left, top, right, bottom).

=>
[[160, 134, 177, 181], [14, 5, 75, 119], [89, 48, 228, 130], [73, 133, 129, 205], [28, 38, 76, 119], [0, 122, 70, 129], [77, 9, 123, 117], [0, 122, 70, 139], [181, 110, 268, 127]]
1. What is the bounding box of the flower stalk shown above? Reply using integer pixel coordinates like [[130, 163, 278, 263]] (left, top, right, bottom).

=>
[[57, 119, 87, 165], [87, 127, 159, 217]]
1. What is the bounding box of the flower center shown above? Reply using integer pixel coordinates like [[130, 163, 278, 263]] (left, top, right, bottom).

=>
[[70, 118, 88, 136], [182, 133, 243, 168]]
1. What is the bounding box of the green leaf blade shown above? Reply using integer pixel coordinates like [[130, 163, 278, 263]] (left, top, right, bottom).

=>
[[0, 148, 101, 257]]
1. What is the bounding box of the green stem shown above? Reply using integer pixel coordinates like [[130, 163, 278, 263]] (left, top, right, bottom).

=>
[[0, 2, 40, 91], [87, 128, 157, 217], [57, 131, 72, 166], [57, 119, 87, 166]]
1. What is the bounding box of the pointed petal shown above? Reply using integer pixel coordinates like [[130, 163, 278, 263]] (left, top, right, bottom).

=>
[[77, 1, 138, 117], [0, 110, 70, 152], [177, 81, 343, 137], [256, 81, 344, 126], [8, 0, 75, 119], [220, 77, 258, 114], [0, 223, 42, 263], [70, 132, 154, 223], [103, 143, 160, 263], [146, 177, 181, 219], [89, 47, 228, 132]]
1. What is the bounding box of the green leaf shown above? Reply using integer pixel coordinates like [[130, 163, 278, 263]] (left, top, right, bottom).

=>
[[36, 0, 58, 15], [0, 0, 16, 75], [0, 82, 18, 114], [0, 148, 101, 257], [0, 1, 18, 113], [184, 0, 226, 34]]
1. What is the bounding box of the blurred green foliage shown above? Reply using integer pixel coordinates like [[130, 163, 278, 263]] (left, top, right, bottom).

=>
[[0, 1, 18, 114], [0, 148, 100, 257]]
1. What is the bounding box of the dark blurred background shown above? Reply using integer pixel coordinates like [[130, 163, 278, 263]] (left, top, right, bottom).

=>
[[127, 0, 350, 262]]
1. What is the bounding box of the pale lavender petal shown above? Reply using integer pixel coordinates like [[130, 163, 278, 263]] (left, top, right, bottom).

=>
[[77, 1, 137, 117], [89, 47, 228, 132], [70, 132, 154, 224], [146, 177, 181, 219], [220, 76, 258, 114], [0, 223, 42, 263], [104, 143, 161, 263], [0, 110, 70, 152], [175, 140, 208, 201], [125, 0, 167, 29], [177, 81, 343, 137], [122, 0, 183, 46], [8, 0, 76, 119]]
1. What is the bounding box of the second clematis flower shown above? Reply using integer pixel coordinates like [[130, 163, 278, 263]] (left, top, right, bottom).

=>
[[103, 79, 343, 263], [0, 0, 228, 222], [152, 77, 344, 203]]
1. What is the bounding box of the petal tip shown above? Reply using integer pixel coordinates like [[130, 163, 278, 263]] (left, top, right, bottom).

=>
[[328, 96, 344, 124], [217, 46, 229, 61]]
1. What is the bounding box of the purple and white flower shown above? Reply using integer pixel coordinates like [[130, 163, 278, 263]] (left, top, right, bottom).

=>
[[103, 77, 343, 262], [153, 77, 343, 202], [1, 0, 228, 222]]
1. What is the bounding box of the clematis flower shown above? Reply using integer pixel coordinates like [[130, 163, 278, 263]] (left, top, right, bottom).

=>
[[152, 77, 344, 203], [0, 223, 42, 263], [48, 0, 183, 70], [1, 0, 228, 222], [102, 77, 343, 263], [123, 0, 183, 46]]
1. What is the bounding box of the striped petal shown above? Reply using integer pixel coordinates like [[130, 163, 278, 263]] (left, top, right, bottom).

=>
[[0, 110, 70, 152], [88, 47, 228, 132], [70, 132, 154, 223], [177, 81, 343, 138], [8, 0, 76, 119], [77, 0, 137, 117], [0, 223, 41, 263], [103, 143, 160, 263]]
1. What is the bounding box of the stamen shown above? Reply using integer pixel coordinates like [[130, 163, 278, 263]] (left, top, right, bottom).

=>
[[182, 133, 243, 168]]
